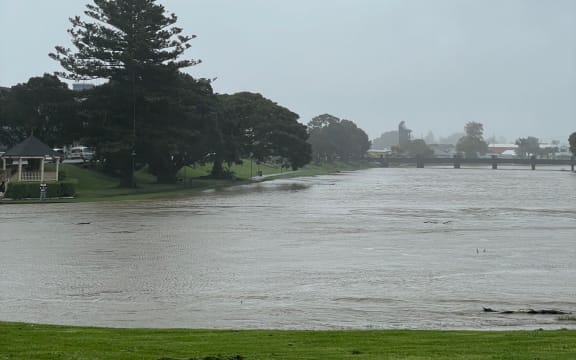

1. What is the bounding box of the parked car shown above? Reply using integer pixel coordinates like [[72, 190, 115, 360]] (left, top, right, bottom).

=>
[[68, 146, 95, 161], [52, 148, 65, 158]]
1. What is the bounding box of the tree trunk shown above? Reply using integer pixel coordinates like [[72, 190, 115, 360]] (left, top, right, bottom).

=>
[[156, 171, 178, 184], [210, 158, 226, 178], [119, 172, 136, 188]]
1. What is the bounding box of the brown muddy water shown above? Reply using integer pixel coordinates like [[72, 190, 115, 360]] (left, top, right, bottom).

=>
[[1, 167, 575, 330]]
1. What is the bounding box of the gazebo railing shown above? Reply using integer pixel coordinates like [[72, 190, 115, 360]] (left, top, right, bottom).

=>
[[11, 171, 58, 182]]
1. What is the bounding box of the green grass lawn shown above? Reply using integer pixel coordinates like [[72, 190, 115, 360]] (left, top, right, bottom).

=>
[[0, 322, 574, 359], [38, 160, 378, 202], [50, 162, 261, 202]]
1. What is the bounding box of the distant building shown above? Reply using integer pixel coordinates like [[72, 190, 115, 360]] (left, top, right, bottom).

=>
[[366, 149, 392, 159], [398, 121, 412, 147], [72, 83, 95, 92], [487, 144, 518, 154], [499, 149, 517, 158], [428, 144, 456, 158]]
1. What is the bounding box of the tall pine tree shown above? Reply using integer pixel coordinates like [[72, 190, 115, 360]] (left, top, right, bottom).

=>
[[50, 0, 198, 81], [50, 0, 206, 186]]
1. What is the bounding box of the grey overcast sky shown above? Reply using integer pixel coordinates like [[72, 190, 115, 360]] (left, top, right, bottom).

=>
[[1, 0, 574, 142]]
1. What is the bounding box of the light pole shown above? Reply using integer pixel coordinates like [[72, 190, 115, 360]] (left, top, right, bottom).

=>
[[131, 149, 136, 187], [131, 67, 137, 188]]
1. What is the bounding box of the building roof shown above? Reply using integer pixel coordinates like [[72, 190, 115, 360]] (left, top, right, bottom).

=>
[[488, 144, 518, 148], [2, 135, 59, 158]]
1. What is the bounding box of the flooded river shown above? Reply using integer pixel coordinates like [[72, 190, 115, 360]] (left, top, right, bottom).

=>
[[1, 167, 575, 330]]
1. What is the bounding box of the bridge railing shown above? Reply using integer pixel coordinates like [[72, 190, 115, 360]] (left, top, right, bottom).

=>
[[379, 155, 575, 171]]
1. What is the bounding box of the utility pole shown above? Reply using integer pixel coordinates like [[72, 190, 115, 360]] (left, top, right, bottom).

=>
[[131, 69, 137, 188]]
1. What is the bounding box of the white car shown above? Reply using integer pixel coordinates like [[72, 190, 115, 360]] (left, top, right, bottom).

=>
[[68, 146, 95, 161]]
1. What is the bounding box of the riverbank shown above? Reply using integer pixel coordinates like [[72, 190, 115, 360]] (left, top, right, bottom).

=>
[[1, 322, 574, 359], [1, 160, 379, 203]]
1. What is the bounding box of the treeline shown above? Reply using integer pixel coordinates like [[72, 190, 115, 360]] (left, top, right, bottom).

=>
[[0, 0, 371, 186], [307, 114, 371, 162], [372, 121, 576, 159]]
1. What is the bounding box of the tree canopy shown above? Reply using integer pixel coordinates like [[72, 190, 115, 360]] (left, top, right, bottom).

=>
[[456, 122, 488, 158], [569, 132, 576, 155], [307, 114, 371, 162], [2, 0, 374, 186], [515, 136, 540, 158], [50, 0, 198, 82], [50, 0, 206, 186], [0, 74, 78, 148], [404, 139, 433, 157], [214, 92, 311, 176]]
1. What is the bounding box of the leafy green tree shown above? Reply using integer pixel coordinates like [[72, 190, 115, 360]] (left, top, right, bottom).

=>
[[76, 81, 136, 179], [331, 119, 371, 160], [0, 87, 9, 149], [50, 0, 201, 186], [569, 132, 576, 155], [78, 73, 216, 184], [539, 146, 558, 159], [515, 136, 540, 158], [214, 92, 311, 177], [307, 114, 338, 161], [308, 113, 340, 130], [456, 122, 488, 158], [140, 74, 218, 183], [405, 139, 433, 157], [0, 74, 78, 148], [208, 93, 253, 177], [307, 115, 371, 162]]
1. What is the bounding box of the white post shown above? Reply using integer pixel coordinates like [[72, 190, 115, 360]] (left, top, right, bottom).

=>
[[40, 157, 45, 182], [55, 157, 60, 182], [18, 158, 23, 182]]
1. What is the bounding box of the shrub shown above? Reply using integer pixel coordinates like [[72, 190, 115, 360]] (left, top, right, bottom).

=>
[[5, 182, 76, 199], [58, 169, 67, 181]]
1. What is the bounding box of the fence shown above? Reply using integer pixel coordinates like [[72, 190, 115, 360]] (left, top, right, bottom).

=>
[[11, 171, 58, 182]]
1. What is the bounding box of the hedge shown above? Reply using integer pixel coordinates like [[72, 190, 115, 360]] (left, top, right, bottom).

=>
[[4, 182, 76, 199]]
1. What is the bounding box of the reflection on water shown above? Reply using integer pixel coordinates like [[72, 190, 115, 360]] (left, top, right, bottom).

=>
[[0, 167, 575, 329]]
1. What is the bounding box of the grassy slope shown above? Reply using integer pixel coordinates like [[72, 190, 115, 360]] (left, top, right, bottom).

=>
[[60, 163, 248, 201], [56, 160, 378, 202], [0, 322, 575, 359]]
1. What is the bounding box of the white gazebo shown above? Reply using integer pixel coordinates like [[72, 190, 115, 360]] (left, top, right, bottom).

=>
[[1, 136, 61, 183]]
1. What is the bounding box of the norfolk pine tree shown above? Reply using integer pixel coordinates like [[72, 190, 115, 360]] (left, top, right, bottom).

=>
[[50, 0, 206, 186]]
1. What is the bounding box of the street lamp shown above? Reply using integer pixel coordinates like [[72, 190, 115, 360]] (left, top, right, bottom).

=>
[[131, 67, 137, 188], [250, 152, 253, 178], [131, 149, 136, 188]]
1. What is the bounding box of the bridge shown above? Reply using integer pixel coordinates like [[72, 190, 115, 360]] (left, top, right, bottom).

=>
[[379, 155, 576, 171]]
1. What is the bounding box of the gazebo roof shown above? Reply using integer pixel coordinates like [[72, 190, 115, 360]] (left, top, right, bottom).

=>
[[2, 135, 59, 158]]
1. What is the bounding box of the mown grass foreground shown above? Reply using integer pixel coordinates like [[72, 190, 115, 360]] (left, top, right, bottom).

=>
[[1, 322, 575, 359]]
